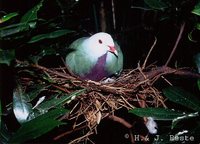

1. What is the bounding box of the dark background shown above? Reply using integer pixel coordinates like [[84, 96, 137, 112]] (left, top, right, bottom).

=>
[[1, 0, 200, 143], [1, 0, 199, 69]]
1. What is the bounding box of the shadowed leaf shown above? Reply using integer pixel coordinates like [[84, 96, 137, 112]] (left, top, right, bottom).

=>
[[0, 122, 11, 144], [163, 87, 200, 112], [194, 53, 200, 73], [197, 79, 200, 91], [9, 108, 68, 143], [192, 1, 200, 16], [28, 29, 74, 43], [129, 108, 185, 120], [0, 12, 18, 23], [172, 112, 199, 129], [0, 49, 15, 66], [144, 0, 168, 10], [0, 97, 1, 129], [27, 85, 47, 101], [29, 47, 57, 64], [36, 89, 85, 112], [20, 0, 44, 28], [0, 23, 29, 38]]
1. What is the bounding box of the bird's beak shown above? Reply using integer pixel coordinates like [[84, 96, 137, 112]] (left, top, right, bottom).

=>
[[108, 46, 118, 57]]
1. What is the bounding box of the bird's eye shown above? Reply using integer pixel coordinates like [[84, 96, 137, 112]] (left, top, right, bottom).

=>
[[98, 39, 102, 44]]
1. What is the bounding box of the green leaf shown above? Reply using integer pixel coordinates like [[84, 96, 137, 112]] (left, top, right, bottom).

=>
[[0, 12, 18, 23], [192, 1, 200, 16], [197, 79, 200, 91], [172, 112, 199, 129], [10, 119, 62, 143], [9, 108, 67, 143], [196, 23, 200, 30], [194, 53, 200, 73], [1, 122, 11, 143], [191, 122, 200, 135], [34, 108, 69, 120], [20, 0, 44, 28], [13, 82, 33, 124], [163, 87, 200, 112], [0, 49, 15, 66], [27, 85, 47, 101], [0, 23, 29, 38], [29, 47, 57, 64], [0, 97, 1, 130], [28, 29, 74, 43], [129, 108, 185, 120], [188, 30, 197, 43], [36, 89, 85, 112], [144, 0, 168, 10]]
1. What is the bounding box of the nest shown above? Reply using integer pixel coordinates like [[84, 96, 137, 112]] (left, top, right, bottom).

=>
[[16, 60, 200, 143]]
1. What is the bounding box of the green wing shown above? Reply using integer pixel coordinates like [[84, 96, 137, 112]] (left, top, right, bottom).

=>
[[65, 37, 95, 77], [105, 42, 123, 76], [115, 42, 123, 75]]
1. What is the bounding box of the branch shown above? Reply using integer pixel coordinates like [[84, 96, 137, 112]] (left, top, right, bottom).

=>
[[142, 37, 157, 69], [165, 22, 186, 66], [108, 115, 132, 129], [54, 125, 87, 141], [138, 66, 200, 82]]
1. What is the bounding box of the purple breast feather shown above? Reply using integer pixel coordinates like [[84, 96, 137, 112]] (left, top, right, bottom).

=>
[[82, 53, 108, 81]]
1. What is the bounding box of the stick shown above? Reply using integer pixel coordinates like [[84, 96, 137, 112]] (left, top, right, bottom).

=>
[[108, 115, 132, 128], [165, 22, 186, 66], [142, 37, 157, 69], [53, 125, 88, 140]]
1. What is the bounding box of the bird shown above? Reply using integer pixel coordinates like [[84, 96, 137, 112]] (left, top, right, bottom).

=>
[[65, 32, 123, 81]]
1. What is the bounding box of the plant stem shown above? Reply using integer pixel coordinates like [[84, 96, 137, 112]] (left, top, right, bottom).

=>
[[165, 22, 186, 66]]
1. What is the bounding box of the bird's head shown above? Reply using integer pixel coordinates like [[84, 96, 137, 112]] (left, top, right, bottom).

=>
[[87, 32, 118, 57]]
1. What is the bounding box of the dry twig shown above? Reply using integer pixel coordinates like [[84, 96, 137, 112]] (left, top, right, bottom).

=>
[[16, 60, 200, 143]]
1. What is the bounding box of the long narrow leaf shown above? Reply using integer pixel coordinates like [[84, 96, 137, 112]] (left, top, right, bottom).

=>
[[27, 85, 47, 101], [163, 87, 200, 112], [0, 23, 29, 38], [129, 108, 185, 120], [194, 53, 200, 73], [0, 122, 11, 143], [0, 49, 15, 66], [144, 0, 168, 10], [0, 96, 1, 130], [20, 0, 44, 23], [10, 119, 62, 143], [14, 119, 62, 143], [36, 89, 85, 111], [192, 1, 200, 16], [28, 29, 74, 43], [0, 12, 18, 23], [172, 112, 199, 129], [9, 108, 68, 143]]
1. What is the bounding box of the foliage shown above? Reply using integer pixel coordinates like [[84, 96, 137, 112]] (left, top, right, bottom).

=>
[[129, 86, 200, 143], [0, 0, 81, 143], [28, 29, 74, 43], [1, 0, 200, 143], [128, 2, 200, 143], [0, 12, 18, 23], [13, 81, 33, 124], [0, 49, 15, 66], [141, 0, 200, 42], [9, 108, 68, 143], [144, 0, 168, 11], [192, 1, 200, 16], [0, 0, 74, 65]]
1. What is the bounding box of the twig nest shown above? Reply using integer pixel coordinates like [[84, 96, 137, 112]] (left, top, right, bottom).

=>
[[17, 63, 168, 142]]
